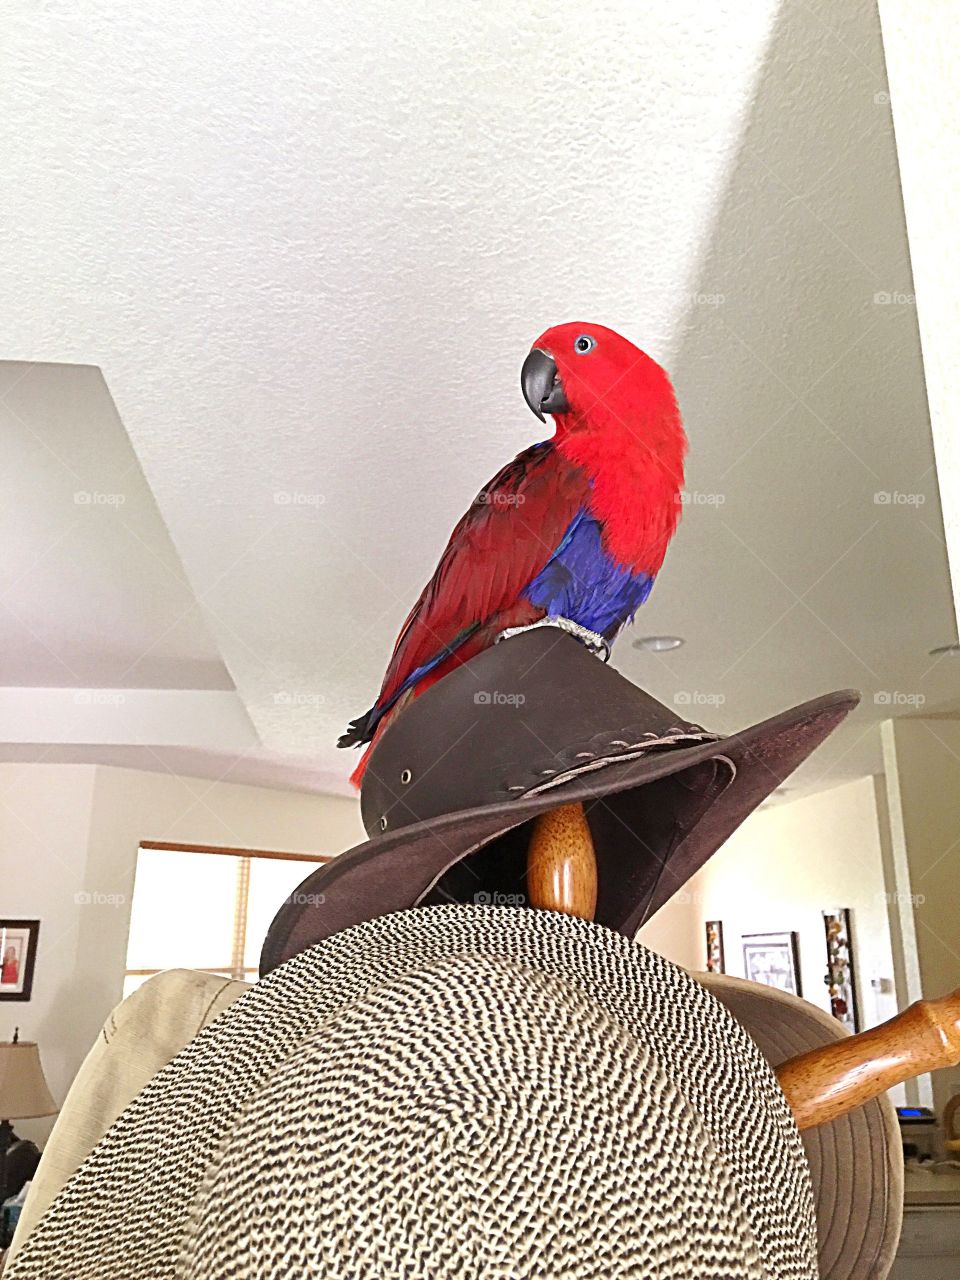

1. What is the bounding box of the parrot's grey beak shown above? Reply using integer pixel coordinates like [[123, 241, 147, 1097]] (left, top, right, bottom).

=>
[[521, 348, 569, 422]]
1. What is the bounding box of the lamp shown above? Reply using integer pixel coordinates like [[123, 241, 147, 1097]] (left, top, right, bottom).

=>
[[0, 1029, 57, 1201]]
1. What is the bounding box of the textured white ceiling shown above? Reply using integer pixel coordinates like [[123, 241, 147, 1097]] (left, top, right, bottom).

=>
[[2, 0, 958, 800]]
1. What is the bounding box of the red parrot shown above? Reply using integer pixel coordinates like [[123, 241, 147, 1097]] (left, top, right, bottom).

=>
[[340, 322, 687, 785]]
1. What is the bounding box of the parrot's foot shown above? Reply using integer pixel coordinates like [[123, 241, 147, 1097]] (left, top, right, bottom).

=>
[[496, 616, 611, 662]]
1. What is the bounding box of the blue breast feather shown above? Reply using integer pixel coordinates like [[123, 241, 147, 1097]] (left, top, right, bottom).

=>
[[524, 508, 654, 640]]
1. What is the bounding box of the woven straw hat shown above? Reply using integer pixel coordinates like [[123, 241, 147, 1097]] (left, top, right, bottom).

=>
[[7, 906, 898, 1280]]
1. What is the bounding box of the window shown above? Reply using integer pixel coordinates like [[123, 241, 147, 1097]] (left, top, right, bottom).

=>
[[123, 843, 328, 998]]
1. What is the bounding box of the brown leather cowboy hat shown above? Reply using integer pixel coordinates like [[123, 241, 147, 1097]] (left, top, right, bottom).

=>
[[261, 627, 858, 973]]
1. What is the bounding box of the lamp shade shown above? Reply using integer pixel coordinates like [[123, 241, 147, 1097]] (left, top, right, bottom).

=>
[[0, 1041, 57, 1120]]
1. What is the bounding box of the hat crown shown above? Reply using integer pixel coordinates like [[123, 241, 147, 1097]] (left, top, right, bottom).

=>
[[180, 950, 770, 1280], [361, 629, 715, 836]]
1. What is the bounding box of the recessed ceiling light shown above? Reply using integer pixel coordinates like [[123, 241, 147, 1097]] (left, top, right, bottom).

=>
[[929, 642, 960, 657], [632, 635, 685, 652]]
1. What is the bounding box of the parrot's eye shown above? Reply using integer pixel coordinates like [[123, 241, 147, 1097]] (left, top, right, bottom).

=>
[[574, 334, 596, 354]]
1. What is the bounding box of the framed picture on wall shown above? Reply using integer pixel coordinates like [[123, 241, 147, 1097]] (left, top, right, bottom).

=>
[[705, 920, 725, 973], [822, 908, 859, 1032], [742, 931, 802, 997], [0, 920, 40, 1001]]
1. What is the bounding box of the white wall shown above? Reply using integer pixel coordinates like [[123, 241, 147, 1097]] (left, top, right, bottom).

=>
[[1, 764, 98, 1142], [878, 1, 960, 635], [639, 776, 900, 1031], [1, 761, 364, 1144]]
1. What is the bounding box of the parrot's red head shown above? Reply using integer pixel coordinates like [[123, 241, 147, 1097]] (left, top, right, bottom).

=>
[[520, 322, 684, 464], [521, 322, 687, 569]]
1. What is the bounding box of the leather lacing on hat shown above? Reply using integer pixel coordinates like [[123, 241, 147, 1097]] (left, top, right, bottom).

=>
[[521, 727, 729, 794]]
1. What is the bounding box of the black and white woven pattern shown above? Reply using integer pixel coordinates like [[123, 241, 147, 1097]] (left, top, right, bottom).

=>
[[183, 958, 766, 1279], [9, 906, 817, 1280]]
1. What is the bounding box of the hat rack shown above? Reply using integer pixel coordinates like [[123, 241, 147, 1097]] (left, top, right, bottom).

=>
[[528, 800, 960, 1133]]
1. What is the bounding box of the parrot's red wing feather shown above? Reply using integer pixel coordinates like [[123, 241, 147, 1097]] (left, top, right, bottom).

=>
[[375, 442, 589, 713]]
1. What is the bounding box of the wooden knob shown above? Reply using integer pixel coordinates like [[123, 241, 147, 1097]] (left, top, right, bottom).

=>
[[776, 987, 960, 1130], [526, 802, 598, 921]]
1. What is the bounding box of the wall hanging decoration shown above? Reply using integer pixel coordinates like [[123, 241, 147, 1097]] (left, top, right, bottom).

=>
[[742, 931, 802, 996], [0, 921, 40, 1002], [705, 920, 725, 973], [822, 908, 859, 1031]]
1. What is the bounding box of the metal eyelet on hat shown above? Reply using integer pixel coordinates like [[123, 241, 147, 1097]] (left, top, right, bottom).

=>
[[400, 769, 412, 785]]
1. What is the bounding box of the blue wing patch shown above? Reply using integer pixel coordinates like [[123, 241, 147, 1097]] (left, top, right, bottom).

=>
[[524, 509, 654, 640]]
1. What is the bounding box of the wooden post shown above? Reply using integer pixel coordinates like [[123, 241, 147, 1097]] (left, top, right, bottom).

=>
[[526, 802, 598, 920], [777, 987, 960, 1130]]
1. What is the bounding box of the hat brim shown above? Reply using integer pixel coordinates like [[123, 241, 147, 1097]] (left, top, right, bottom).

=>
[[261, 690, 858, 974], [699, 972, 902, 1280]]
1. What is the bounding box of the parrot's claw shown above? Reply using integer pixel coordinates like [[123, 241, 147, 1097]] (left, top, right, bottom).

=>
[[496, 616, 611, 662]]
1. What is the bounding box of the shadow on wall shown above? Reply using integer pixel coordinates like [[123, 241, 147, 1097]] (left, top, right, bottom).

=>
[[656, 0, 949, 735]]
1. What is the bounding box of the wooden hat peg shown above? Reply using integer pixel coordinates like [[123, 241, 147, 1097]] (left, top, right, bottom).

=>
[[776, 986, 960, 1130], [527, 802, 597, 921]]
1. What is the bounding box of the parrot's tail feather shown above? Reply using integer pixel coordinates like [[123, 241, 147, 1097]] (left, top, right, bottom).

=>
[[349, 746, 372, 789], [345, 690, 418, 789], [337, 707, 376, 749]]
